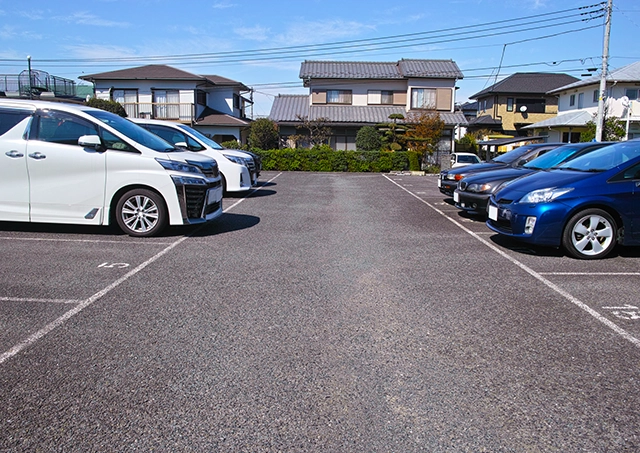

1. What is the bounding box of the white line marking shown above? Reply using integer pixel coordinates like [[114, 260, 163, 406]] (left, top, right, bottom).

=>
[[0, 297, 82, 304], [384, 174, 640, 349], [0, 173, 283, 365], [540, 272, 640, 276]]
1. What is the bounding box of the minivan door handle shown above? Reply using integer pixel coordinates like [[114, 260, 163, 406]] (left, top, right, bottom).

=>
[[5, 150, 24, 158], [28, 152, 46, 160]]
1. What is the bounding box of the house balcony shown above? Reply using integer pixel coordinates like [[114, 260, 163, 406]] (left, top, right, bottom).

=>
[[120, 102, 195, 123]]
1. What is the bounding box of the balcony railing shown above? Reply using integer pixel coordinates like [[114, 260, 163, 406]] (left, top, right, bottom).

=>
[[119, 102, 195, 122]]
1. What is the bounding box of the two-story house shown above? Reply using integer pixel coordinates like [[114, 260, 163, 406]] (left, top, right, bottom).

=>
[[269, 59, 467, 152], [79, 64, 252, 144], [523, 61, 640, 142], [469, 72, 579, 137]]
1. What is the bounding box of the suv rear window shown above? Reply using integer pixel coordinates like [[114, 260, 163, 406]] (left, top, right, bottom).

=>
[[0, 110, 32, 137]]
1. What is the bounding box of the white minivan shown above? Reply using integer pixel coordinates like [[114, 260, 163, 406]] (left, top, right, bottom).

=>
[[0, 99, 223, 237], [131, 118, 257, 193]]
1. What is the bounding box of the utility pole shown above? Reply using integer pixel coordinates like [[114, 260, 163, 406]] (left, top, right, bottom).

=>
[[595, 0, 613, 142]]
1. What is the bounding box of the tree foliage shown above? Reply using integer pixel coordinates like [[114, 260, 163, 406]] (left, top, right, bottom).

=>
[[248, 118, 280, 150], [290, 115, 332, 147], [355, 126, 382, 151], [405, 111, 445, 156], [86, 98, 128, 117], [581, 112, 626, 142]]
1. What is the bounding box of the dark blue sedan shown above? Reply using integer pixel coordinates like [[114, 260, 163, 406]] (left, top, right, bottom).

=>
[[486, 140, 640, 259]]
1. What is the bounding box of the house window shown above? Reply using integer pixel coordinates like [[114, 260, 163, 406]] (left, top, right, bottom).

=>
[[327, 90, 352, 104], [506, 98, 514, 112], [569, 94, 576, 107], [411, 88, 436, 109], [112, 89, 138, 118], [577, 93, 584, 109], [153, 90, 180, 119], [593, 90, 599, 103], [562, 132, 581, 143], [196, 90, 206, 106], [368, 90, 394, 105], [626, 88, 638, 100], [233, 93, 240, 109], [516, 98, 546, 114]]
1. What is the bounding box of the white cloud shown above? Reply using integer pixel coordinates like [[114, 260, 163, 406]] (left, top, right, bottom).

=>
[[54, 12, 131, 28], [212, 1, 236, 9], [0, 25, 42, 40], [63, 44, 140, 59], [274, 19, 374, 46], [233, 25, 270, 42]]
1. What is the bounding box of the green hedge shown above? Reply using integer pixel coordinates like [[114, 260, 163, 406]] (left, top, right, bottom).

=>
[[252, 147, 422, 172]]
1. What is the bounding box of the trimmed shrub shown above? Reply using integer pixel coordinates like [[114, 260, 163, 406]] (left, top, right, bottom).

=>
[[355, 126, 382, 151], [86, 98, 127, 117], [253, 148, 419, 172]]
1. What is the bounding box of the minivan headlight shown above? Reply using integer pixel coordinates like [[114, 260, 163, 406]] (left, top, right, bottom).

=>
[[223, 154, 247, 167], [155, 158, 202, 175], [520, 187, 573, 204]]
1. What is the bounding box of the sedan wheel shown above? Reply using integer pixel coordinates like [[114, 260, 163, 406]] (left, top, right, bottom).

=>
[[562, 209, 616, 259], [116, 189, 167, 237]]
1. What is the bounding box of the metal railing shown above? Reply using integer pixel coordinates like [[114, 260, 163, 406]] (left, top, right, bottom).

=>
[[119, 102, 195, 122], [0, 71, 76, 97]]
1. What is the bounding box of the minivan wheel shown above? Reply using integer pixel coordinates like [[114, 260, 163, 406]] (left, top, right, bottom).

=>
[[562, 208, 616, 259], [116, 189, 167, 237]]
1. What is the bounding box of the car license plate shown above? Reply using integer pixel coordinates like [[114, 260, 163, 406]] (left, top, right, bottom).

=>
[[488, 204, 498, 221], [453, 192, 459, 203], [437, 178, 442, 188]]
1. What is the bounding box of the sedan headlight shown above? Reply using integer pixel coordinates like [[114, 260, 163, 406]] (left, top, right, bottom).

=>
[[155, 158, 203, 175], [466, 182, 493, 193], [520, 187, 574, 204]]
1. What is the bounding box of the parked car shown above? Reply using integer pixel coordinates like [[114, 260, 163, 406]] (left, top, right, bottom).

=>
[[0, 99, 223, 237], [454, 142, 614, 216], [438, 143, 562, 196], [450, 152, 482, 168], [131, 118, 258, 193], [486, 139, 640, 259]]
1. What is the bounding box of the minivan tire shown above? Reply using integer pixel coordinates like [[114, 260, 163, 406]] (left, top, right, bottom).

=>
[[115, 189, 167, 237]]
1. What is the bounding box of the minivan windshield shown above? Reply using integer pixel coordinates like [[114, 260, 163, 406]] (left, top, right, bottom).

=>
[[557, 140, 640, 172], [177, 124, 224, 150], [86, 110, 178, 152]]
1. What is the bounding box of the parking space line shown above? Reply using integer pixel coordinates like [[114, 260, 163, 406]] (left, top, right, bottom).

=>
[[540, 272, 640, 276], [0, 297, 82, 304], [0, 172, 283, 365], [384, 174, 640, 349]]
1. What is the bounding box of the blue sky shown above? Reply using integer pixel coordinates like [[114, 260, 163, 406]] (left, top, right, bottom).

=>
[[1, 0, 638, 117]]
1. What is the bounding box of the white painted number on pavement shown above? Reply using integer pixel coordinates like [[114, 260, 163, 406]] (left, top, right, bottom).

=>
[[602, 304, 640, 320], [98, 262, 130, 269]]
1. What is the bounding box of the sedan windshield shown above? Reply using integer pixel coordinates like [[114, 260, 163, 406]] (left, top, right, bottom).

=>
[[178, 124, 224, 150], [492, 145, 538, 164], [523, 144, 586, 170], [557, 141, 640, 172], [86, 110, 177, 152]]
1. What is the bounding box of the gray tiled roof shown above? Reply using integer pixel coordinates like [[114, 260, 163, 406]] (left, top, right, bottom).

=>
[[300, 59, 463, 80], [548, 61, 640, 94], [194, 107, 251, 127], [471, 73, 579, 98], [269, 94, 467, 126], [521, 110, 593, 129]]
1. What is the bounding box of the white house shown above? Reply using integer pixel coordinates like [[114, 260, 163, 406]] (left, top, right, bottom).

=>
[[524, 61, 640, 142], [80, 65, 253, 144]]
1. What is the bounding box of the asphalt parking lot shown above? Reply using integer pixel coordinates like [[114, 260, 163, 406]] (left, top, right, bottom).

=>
[[2, 171, 640, 451]]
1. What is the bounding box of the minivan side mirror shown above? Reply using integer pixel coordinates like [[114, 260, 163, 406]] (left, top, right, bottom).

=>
[[174, 141, 188, 149], [78, 135, 105, 152]]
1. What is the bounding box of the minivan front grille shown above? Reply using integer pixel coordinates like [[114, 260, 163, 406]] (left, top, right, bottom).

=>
[[186, 159, 220, 179]]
